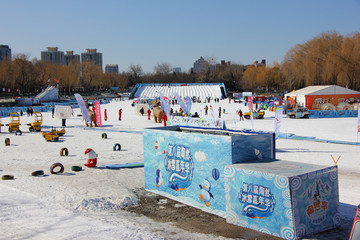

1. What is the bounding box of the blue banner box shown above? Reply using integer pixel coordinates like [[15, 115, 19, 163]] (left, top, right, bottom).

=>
[[143, 126, 275, 217], [225, 160, 340, 240]]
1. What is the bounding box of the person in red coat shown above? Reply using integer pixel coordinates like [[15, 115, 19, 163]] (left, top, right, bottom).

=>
[[147, 108, 151, 120], [104, 109, 108, 121], [119, 108, 122, 120], [162, 112, 167, 126]]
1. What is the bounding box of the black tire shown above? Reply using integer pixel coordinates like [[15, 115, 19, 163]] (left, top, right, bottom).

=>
[[15, 130, 22, 135], [113, 143, 121, 151], [102, 133, 107, 139], [8, 127, 13, 133], [29, 126, 35, 132], [1, 175, 14, 180], [50, 163, 64, 174], [31, 170, 44, 176], [71, 166, 82, 172], [5, 138, 10, 146], [60, 148, 69, 156], [244, 115, 250, 120], [290, 115, 295, 119]]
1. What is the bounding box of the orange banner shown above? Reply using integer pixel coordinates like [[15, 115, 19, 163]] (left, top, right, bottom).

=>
[[305, 94, 360, 110]]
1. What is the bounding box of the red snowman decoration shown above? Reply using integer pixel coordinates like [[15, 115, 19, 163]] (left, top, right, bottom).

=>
[[84, 148, 97, 167]]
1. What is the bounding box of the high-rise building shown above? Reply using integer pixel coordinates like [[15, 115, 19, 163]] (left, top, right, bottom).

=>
[[105, 64, 119, 74], [216, 60, 231, 71], [65, 51, 80, 65], [41, 47, 66, 65], [254, 59, 266, 67], [0, 45, 11, 62], [81, 49, 102, 68], [173, 67, 182, 73], [193, 56, 212, 73]]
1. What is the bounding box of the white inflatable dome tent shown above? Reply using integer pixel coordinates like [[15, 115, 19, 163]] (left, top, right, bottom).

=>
[[130, 83, 228, 101]]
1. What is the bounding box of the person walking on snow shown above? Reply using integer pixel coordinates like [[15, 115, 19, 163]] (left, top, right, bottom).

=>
[[118, 108, 122, 120], [104, 109, 108, 121], [140, 107, 144, 116], [162, 112, 167, 126], [239, 110, 244, 120], [147, 108, 151, 120]]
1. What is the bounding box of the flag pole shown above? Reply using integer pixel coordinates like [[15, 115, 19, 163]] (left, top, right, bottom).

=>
[[357, 103, 360, 143]]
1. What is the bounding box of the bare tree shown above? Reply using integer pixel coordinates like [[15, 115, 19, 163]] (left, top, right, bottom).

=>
[[128, 64, 143, 77], [154, 62, 172, 75], [81, 62, 103, 91], [337, 33, 360, 89], [204, 56, 218, 66], [11, 54, 37, 94], [127, 64, 143, 86], [281, 31, 360, 91]]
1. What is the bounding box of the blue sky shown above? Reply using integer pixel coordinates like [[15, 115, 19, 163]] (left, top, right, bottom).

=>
[[1, 0, 359, 73]]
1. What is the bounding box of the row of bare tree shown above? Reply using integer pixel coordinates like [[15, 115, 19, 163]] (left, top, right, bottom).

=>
[[282, 31, 360, 90], [0, 31, 359, 96], [0, 56, 129, 96]]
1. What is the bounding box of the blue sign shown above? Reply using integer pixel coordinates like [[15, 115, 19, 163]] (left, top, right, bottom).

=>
[[164, 144, 194, 191], [238, 182, 276, 218]]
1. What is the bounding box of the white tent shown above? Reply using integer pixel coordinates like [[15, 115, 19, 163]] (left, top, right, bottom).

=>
[[285, 85, 360, 110], [132, 84, 224, 101]]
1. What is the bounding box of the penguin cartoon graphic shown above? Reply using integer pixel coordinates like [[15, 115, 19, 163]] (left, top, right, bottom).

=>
[[199, 179, 214, 207], [156, 168, 164, 188]]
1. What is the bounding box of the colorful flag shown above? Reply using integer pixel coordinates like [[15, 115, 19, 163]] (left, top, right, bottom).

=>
[[174, 92, 186, 114], [233, 109, 237, 125], [357, 104, 360, 132], [248, 96, 254, 131], [95, 101, 102, 127], [278, 96, 283, 107], [74, 94, 91, 124], [186, 96, 192, 115], [248, 96, 253, 112], [275, 107, 284, 139], [199, 102, 204, 119], [158, 91, 165, 111], [164, 97, 170, 119]]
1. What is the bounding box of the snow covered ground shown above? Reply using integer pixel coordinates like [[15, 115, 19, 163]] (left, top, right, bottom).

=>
[[1, 98, 359, 239]]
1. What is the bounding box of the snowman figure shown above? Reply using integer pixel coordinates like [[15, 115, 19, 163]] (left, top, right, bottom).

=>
[[84, 148, 97, 167]]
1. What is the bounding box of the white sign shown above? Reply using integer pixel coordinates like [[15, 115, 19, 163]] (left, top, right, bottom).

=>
[[357, 104, 360, 133], [54, 106, 73, 119], [170, 116, 225, 129], [274, 107, 284, 139]]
